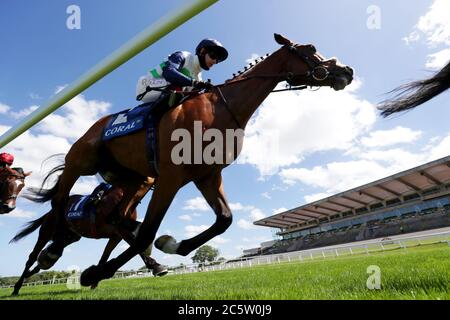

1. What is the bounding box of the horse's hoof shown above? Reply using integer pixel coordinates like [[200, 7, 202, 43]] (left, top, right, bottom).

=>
[[155, 235, 179, 254], [80, 265, 102, 287]]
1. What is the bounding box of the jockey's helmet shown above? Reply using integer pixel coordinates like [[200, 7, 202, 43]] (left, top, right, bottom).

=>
[[0, 153, 14, 166], [195, 38, 229, 63]]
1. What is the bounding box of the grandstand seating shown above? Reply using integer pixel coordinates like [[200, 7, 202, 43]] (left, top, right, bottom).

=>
[[252, 207, 450, 257]]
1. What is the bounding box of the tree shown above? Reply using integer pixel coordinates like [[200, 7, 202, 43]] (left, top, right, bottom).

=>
[[192, 245, 219, 264]]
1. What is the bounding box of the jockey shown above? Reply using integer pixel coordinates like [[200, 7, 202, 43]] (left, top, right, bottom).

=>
[[136, 38, 229, 106], [0, 152, 14, 169]]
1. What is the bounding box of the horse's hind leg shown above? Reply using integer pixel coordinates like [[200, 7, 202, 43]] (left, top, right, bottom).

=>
[[51, 143, 100, 258], [12, 217, 54, 296], [90, 236, 122, 289]]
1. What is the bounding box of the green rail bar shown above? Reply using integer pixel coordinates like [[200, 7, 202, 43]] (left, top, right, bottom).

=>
[[0, 0, 218, 148]]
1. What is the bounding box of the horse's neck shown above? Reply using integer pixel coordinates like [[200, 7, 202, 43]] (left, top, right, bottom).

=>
[[221, 49, 286, 128]]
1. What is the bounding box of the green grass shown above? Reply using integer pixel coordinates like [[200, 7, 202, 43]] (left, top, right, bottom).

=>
[[1, 243, 449, 300]]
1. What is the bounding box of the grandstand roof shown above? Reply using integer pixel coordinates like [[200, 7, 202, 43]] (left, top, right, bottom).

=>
[[255, 155, 450, 230]]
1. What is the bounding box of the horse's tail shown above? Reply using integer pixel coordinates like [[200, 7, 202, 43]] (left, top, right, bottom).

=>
[[23, 158, 65, 204], [9, 213, 48, 243], [378, 61, 450, 117]]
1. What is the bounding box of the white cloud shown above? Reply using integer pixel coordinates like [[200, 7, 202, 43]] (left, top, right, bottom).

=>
[[358, 148, 426, 169], [284, 132, 450, 204], [0, 94, 111, 192], [229, 202, 254, 211], [29, 93, 42, 100], [403, 0, 450, 46], [0, 102, 11, 114], [246, 53, 261, 64], [360, 126, 422, 148], [37, 95, 111, 140], [261, 192, 271, 199], [4, 208, 36, 219], [208, 236, 230, 245], [272, 207, 287, 215], [237, 78, 376, 176], [425, 49, 450, 69], [70, 176, 103, 195], [304, 192, 333, 203], [182, 197, 210, 211], [250, 208, 265, 220], [10, 105, 39, 119], [237, 218, 257, 230], [185, 224, 209, 238], [179, 214, 192, 221], [280, 160, 389, 194], [427, 134, 450, 160]]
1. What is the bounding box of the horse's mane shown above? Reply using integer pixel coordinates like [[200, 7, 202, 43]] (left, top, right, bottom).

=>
[[378, 61, 450, 117], [225, 52, 272, 83]]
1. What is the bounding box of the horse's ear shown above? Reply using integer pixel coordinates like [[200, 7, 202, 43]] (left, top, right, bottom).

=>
[[24, 171, 32, 177], [274, 33, 292, 46]]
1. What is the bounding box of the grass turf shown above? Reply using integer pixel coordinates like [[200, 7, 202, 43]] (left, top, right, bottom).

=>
[[1, 243, 449, 300]]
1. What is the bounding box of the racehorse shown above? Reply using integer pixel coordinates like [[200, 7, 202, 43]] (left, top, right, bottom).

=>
[[27, 34, 354, 286], [0, 167, 31, 214], [10, 183, 167, 295], [378, 60, 450, 117]]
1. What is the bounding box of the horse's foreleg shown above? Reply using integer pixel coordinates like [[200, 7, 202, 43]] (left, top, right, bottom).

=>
[[159, 172, 232, 257], [80, 175, 180, 287], [90, 236, 122, 289]]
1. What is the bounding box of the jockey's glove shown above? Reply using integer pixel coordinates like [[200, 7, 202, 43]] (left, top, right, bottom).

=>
[[193, 80, 214, 90]]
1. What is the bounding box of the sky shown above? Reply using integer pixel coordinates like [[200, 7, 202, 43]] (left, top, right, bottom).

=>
[[0, 0, 449, 277]]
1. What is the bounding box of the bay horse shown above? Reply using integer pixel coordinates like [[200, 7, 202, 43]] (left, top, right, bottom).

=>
[[378, 60, 450, 117], [10, 183, 167, 295], [0, 167, 31, 214], [28, 33, 354, 287]]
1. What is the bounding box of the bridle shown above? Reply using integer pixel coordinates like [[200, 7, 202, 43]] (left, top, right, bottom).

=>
[[0, 170, 25, 205], [211, 44, 336, 128], [217, 44, 333, 90], [286, 44, 331, 83]]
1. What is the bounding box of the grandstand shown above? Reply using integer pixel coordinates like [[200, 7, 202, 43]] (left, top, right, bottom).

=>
[[250, 155, 450, 256]]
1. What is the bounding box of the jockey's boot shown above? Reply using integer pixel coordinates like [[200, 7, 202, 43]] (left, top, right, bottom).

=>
[[146, 257, 168, 277]]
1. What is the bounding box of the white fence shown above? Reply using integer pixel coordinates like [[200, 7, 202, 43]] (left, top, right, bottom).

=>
[[2, 230, 449, 289], [168, 230, 450, 275]]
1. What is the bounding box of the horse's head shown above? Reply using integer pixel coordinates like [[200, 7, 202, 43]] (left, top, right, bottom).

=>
[[0, 167, 31, 214], [274, 33, 354, 91]]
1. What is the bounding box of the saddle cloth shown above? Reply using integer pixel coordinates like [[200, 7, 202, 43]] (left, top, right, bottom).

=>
[[66, 196, 91, 221], [102, 103, 159, 175]]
